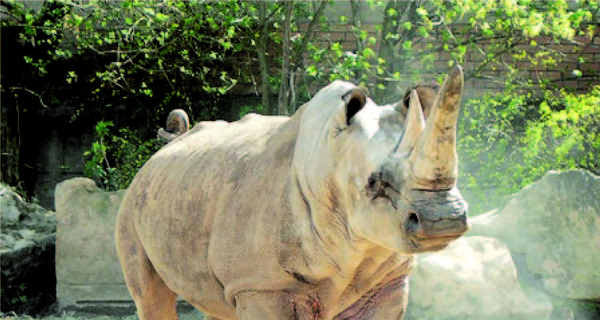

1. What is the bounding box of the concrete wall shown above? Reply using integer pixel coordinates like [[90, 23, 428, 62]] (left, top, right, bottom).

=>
[[20, 106, 94, 210], [54, 177, 198, 315], [54, 178, 132, 312]]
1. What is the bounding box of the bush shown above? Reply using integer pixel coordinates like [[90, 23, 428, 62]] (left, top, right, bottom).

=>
[[459, 86, 600, 213], [83, 121, 161, 191]]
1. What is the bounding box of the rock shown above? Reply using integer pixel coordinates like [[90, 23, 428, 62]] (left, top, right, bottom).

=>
[[408, 236, 553, 320], [0, 186, 23, 223], [0, 182, 57, 316], [55, 177, 132, 313], [469, 170, 600, 301]]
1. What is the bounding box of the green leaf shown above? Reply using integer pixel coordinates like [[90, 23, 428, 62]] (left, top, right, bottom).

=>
[[362, 47, 375, 58], [307, 65, 318, 76], [155, 12, 168, 22], [402, 41, 412, 50]]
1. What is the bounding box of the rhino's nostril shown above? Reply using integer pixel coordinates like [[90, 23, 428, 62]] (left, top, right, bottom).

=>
[[409, 212, 419, 225], [405, 212, 421, 235]]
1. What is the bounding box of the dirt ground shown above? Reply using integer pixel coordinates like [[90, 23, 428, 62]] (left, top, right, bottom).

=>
[[1, 303, 206, 320], [0, 309, 206, 320]]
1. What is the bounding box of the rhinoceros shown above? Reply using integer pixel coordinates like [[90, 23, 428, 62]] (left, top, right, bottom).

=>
[[116, 66, 469, 320]]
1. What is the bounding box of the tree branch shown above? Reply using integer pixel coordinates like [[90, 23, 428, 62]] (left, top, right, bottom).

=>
[[292, 0, 328, 67], [8, 87, 48, 108]]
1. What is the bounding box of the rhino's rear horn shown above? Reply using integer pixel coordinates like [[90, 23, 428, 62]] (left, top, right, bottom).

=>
[[410, 65, 464, 189], [394, 90, 425, 155], [157, 109, 190, 142]]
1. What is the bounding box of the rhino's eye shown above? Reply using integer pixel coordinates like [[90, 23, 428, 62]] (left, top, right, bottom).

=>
[[366, 173, 386, 197], [367, 173, 399, 209], [367, 175, 377, 189]]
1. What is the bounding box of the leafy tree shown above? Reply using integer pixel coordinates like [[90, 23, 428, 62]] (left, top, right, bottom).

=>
[[2, 0, 277, 127], [1, 0, 283, 188], [299, 0, 598, 101]]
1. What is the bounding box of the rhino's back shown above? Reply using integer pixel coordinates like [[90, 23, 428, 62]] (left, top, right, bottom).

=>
[[118, 113, 299, 314], [126, 112, 293, 234]]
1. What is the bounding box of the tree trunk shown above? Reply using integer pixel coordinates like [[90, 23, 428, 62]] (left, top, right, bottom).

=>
[[378, 1, 417, 98], [291, 0, 328, 113], [347, 0, 364, 82], [378, 0, 402, 98], [349, 0, 363, 53], [257, 1, 270, 112], [0, 97, 21, 186], [292, 0, 328, 65], [278, 0, 293, 116]]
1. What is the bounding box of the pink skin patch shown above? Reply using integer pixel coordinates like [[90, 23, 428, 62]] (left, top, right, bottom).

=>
[[293, 295, 323, 320], [310, 297, 323, 319]]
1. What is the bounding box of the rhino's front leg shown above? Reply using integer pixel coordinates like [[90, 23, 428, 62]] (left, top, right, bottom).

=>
[[335, 275, 409, 320], [235, 291, 298, 320]]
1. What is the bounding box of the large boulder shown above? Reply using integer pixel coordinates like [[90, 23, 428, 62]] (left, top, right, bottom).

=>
[[469, 170, 600, 301], [408, 236, 552, 320], [54, 178, 131, 313], [1, 182, 57, 315]]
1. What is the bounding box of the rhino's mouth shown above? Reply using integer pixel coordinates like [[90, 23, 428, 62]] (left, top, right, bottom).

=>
[[404, 235, 458, 253], [402, 214, 466, 253]]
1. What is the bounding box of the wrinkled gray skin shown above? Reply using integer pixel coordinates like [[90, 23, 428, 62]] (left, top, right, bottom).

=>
[[116, 66, 469, 320]]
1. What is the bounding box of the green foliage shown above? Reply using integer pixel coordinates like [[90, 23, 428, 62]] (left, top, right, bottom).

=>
[[553, 298, 600, 319], [4, 0, 596, 110], [2, 0, 275, 131], [2, 0, 598, 201], [459, 86, 600, 212], [299, 0, 597, 105], [83, 121, 160, 191], [238, 104, 268, 118], [10, 283, 27, 304]]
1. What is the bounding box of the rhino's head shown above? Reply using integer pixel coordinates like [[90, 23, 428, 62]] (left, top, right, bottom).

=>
[[294, 66, 468, 254]]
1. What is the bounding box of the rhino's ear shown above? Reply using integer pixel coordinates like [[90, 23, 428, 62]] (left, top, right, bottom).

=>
[[401, 81, 440, 119], [343, 88, 367, 125]]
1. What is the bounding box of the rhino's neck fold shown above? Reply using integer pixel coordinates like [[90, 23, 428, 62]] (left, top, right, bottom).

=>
[[291, 171, 381, 279], [294, 175, 328, 246]]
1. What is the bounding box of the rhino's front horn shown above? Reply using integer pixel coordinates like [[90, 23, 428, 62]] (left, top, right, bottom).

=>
[[410, 65, 464, 189]]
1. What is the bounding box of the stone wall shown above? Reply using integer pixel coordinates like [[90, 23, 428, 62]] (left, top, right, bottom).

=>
[[298, 21, 600, 98]]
